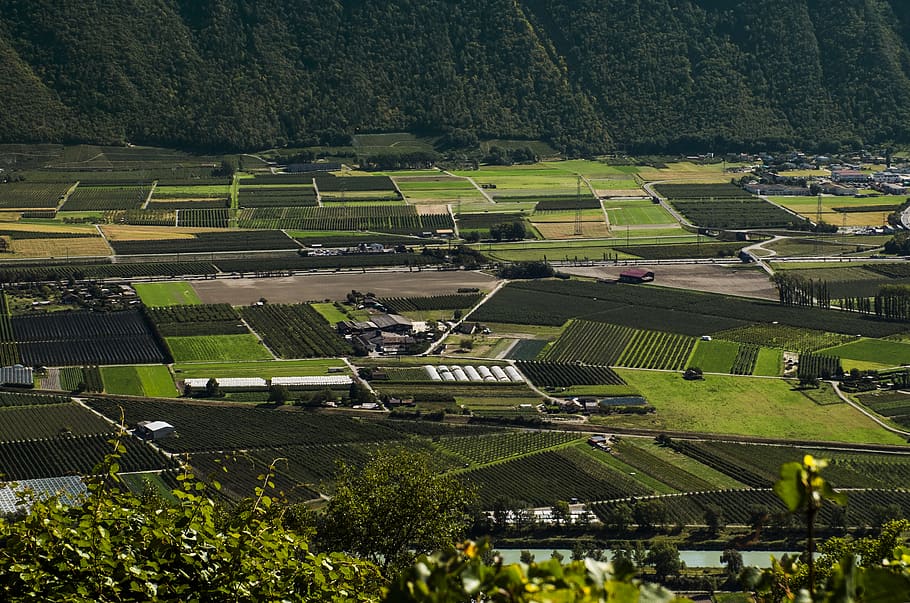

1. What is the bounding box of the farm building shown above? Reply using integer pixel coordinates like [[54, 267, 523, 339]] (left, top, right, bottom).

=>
[[832, 169, 872, 183], [271, 375, 352, 388], [135, 420, 175, 441], [618, 269, 655, 284], [183, 377, 268, 391], [0, 364, 33, 387], [337, 313, 412, 335]]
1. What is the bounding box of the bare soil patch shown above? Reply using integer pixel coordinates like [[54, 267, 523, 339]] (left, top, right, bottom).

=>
[[561, 263, 777, 300], [192, 270, 500, 304]]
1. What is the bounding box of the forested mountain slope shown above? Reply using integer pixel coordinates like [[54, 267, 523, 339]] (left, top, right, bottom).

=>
[[1, 0, 909, 153]]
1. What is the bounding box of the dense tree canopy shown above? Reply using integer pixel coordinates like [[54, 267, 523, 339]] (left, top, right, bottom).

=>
[[1, 1, 910, 153]]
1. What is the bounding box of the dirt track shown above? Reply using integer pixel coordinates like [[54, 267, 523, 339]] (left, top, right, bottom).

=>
[[192, 270, 500, 304], [561, 264, 777, 300]]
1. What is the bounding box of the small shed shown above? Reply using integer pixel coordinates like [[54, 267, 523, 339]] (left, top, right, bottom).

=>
[[135, 420, 175, 441], [618, 269, 655, 284]]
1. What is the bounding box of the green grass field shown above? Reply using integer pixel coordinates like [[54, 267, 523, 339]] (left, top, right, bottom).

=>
[[165, 334, 273, 362], [100, 365, 178, 398], [753, 348, 782, 377], [686, 340, 740, 373], [820, 338, 910, 367], [606, 370, 904, 445], [310, 302, 349, 324], [605, 200, 675, 226], [173, 359, 348, 379], [134, 281, 201, 306]]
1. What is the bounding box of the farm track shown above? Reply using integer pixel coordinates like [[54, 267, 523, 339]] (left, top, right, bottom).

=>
[[831, 381, 910, 438], [443, 170, 494, 204]]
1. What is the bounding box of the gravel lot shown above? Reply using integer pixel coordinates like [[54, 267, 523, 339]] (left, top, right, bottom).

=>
[[192, 270, 500, 304]]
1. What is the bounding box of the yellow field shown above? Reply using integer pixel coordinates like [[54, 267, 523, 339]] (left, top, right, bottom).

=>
[[12, 237, 111, 258], [637, 161, 746, 183], [597, 189, 646, 197], [770, 197, 892, 227], [530, 209, 602, 223], [415, 204, 451, 216], [532, 220, 611, 239], [0, 222, 99, 235], [101, 225, 203, 241]]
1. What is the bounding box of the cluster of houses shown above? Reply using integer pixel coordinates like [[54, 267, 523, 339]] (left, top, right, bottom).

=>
[[337, 312, 422, 354]]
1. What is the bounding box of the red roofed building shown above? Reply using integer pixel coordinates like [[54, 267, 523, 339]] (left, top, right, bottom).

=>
[[619, 268, 654, 283]]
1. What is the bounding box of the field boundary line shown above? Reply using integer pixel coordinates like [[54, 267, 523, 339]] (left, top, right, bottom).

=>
[[442, 170, 495, 204]]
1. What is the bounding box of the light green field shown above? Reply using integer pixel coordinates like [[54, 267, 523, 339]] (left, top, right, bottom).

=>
[[605, 200, 675, 225], [607, 370, 905, 444], [753, 348, 782, 377], [821, 338, 910, 367], [543, 160, 633, 178], [166, 335, 273, 362], [311, 302, 349, 324], [687, 340, 739, 373], [134, 281, 201, 306], [153, 185, 231, 196], [395, 180, 476, 191], [100, 365, 178, 398], [173, 359, 347, 379], [589, 179, 640, 190], [621, 438, 748, 489], [452, 165, 580, 191]]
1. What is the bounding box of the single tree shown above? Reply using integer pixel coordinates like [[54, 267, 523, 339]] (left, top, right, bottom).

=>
[[646, 541, 682, 581], [318, 448, 475, 573]]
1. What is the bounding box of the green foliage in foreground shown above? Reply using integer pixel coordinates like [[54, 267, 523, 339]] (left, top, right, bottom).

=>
[[7, 447, 910, 602]]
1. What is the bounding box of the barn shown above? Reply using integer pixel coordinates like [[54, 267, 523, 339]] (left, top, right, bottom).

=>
[[135, 420, 175, 441], [618, 268, 655, 284]]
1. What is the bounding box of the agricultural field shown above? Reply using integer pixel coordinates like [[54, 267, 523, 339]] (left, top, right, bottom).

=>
[[539, 320, 634, 364], [505, 339, 549, 360], [134, 281, 201, 306], [516, 361, 625, 387], [669, 198, 805, 229], [381, 293, 483, 313], [0, 434, 173, 481], [100, 365, 178, 398], [605, 200, 675, 225], [236, 205, 452, 234], [609, 370, 903, 444], [61, 185, 151, 211], [531, 219, 611, 239], [614, 330, 696, 370], [797, 353, 844, 380], [107, 230, 299, 255], [165, 334, 273, 362], [58, 366, 103, 392], [712, 324, 856, 352], [177, 208, 231, 228], [238, 186, 318, 208], [145, 304, 249, 337], [753, 348, 783, 377], [239, 303, 352, 358], [8, 310, 168, 366], [686, 340, 740, 373], [654, 183, 754, 199], [463, 446, 650, 507], [819, 338, 910, 367], [474, 279, 907, 338], [769, 196, 900, 228], [438, 431, 581, 465], [592, 489, 910, 529], [0, 182, 71, 209], [856, 391, 910, 428], [395, 177, 485, 203], [310, 302, 349, 324], [451, 166, 582, 197], [0, 403, 112, 441]]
